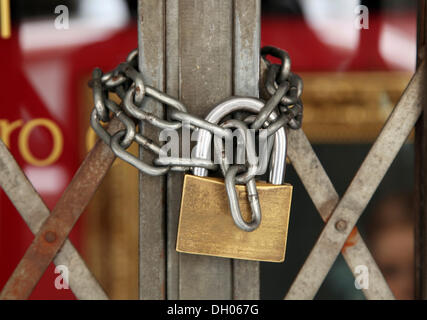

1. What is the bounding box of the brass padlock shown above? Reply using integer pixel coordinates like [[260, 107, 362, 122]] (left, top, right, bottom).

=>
[[176, 98, 292, 262]]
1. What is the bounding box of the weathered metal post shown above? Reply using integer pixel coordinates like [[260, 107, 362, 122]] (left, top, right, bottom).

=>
[[137, 0, 261, 299]]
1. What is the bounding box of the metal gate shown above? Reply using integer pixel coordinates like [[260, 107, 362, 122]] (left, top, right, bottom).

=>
[[0, 0, 426, 300]]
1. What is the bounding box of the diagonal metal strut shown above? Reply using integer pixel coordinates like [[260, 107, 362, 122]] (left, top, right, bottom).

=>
[[0, 140, 108, 300], [287, 129, 394, 300], [0, 118, 124, 300], [286, 64, 424, 299]]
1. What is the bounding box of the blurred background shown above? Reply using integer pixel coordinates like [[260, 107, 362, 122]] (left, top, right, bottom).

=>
[[0, 0, 417, 299]]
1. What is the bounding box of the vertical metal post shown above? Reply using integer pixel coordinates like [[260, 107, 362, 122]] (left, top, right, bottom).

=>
[[415, 0, 427, 300], [232, 0, 261, 300], [138, 0, 260, 299], [138, 0, 166, 300], [176, 0, 234, 300], [165, 0, 181, 300]]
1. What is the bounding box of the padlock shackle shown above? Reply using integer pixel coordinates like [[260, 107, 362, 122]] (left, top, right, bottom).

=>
[[225, 165, 262, 232], [192, 97, 287, 185], [213, 119, 259, 184]]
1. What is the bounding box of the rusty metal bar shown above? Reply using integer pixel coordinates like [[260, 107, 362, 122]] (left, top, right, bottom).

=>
[[415, 0, 427, 300], [286, 64, 423, 299], [0, 140, 108, 300], [287, 129, 394, 300], [0, 118, 123, 300]]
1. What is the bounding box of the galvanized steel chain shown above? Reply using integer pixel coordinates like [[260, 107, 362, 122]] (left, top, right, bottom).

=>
[[89, 46, 303, 231]]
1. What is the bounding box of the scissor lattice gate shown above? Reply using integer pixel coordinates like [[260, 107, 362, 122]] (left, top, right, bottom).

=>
[[0, 0, 426, 300]]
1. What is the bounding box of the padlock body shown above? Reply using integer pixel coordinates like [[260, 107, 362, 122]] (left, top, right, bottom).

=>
[[176, 174, 292, 262]]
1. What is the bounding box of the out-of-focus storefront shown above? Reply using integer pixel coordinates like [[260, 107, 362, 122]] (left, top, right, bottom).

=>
[[0, 0, 139, 299], [261, 0, 416, 300]]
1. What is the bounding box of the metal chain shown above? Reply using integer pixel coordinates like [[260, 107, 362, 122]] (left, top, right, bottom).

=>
[[89, 46, 303, 231]]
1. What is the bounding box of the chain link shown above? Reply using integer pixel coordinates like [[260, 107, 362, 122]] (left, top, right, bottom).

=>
[[89, 46, 303, 231]]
